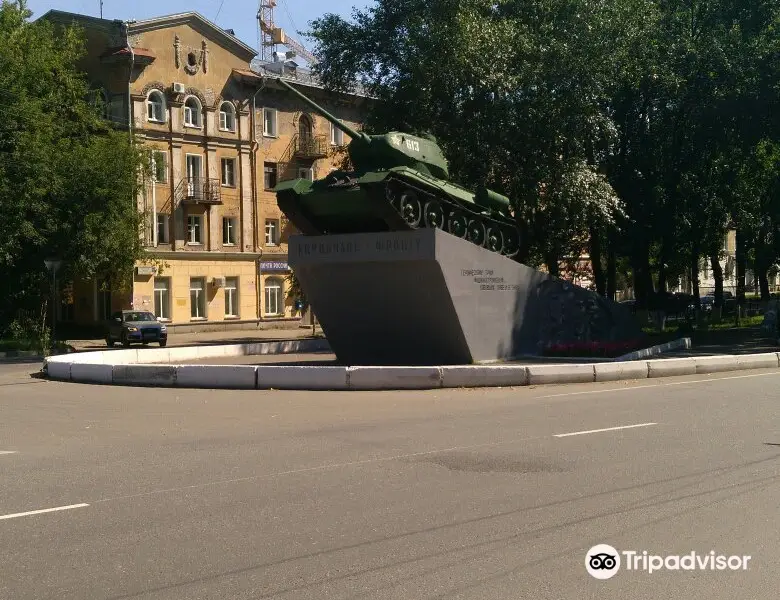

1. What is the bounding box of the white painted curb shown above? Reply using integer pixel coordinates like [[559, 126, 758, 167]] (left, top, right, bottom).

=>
[[527, 364, 595, 385], [594, 361, 649, 383], [440, 365, 529, 388], [347, 367, 443, 390], [42, 342, 780, 391], [647, 357, 697, 378], [176, 365, 257, 389], [257, 366, 349, 390]]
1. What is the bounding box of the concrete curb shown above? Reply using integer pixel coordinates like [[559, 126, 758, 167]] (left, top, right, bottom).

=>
[[42, 342, 780, 391]]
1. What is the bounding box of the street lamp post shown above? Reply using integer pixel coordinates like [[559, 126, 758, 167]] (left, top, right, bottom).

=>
[[44, 258, 63, 348]]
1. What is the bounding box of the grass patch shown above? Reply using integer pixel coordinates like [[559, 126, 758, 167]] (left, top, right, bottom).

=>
[[0, 339, 70, 355], [706, 315, 764, 329]]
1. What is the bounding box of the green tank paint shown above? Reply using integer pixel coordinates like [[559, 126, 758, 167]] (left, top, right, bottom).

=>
[[272, 78, 521, 257]]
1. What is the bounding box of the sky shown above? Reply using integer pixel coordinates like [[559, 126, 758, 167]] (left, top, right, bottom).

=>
[[27, 0, 370, 58]]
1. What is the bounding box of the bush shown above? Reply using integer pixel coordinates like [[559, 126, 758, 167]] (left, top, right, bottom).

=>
[[4, 306, 51, 355]]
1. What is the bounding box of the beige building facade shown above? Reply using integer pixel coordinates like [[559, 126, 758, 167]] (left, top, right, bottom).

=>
[[43, 10, 367, 332]]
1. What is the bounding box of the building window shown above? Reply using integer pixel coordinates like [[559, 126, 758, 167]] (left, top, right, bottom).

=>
[[219, 102, 236, 131], [265, 219, 279, 246], [331, 123, 344, 146], [222, 217, 237, 245], [264, 162, 277, 190], [224, 277, 239, 317], [264, 277, 283, 316], [221, 158, 235, 187], [183, 96, 202, 128], [190, 278, 206, 319], [153, 278, 171, 320], [187, 214, 203, 244], [152, 150, 168, 183], [263, 107, 277, 137], [298, 167, 314, 181], [147, 90, 165, 123], [156, 213, 169, 244]]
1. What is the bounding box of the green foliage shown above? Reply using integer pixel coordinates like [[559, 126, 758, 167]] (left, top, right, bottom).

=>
[[4, 305, 51, 354], [307, 0, 780, 300], [0, 1, 148, 327]]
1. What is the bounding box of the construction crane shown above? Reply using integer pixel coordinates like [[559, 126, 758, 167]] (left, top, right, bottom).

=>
[[257, 0, 317, 65]]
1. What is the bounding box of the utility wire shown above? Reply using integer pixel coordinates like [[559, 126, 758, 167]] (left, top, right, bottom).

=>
[[215, 0, 226, 22]]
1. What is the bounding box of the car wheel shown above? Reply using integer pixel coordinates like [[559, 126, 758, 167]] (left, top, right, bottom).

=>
[[106, 336, 115, 348], [121, 332, 130, 348], [159, 340, 167, 348]]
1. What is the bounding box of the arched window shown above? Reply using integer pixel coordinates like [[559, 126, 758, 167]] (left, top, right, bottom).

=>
[[298, 114, 312, 141], [219, 101, 236, 131], [183, 96, 202, 128], [146, 90, 165, 123]]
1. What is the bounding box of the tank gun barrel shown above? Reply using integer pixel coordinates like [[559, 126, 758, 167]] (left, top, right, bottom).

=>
[[274, 78, 368, 143]]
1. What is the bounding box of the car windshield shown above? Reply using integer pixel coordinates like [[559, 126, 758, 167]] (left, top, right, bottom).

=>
[[124, 312, 156, 322]]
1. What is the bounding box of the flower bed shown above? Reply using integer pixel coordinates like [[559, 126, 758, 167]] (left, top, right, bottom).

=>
[[541, 339, 645, 358]]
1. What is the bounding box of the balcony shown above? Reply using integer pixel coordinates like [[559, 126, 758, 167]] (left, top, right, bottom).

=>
[[174, 178, 222, 206], [294, 134, 329, 159]]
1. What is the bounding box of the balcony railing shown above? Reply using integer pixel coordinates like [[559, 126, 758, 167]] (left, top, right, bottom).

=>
[[174, 177, 222, 205], [294, 134, 329, 159]]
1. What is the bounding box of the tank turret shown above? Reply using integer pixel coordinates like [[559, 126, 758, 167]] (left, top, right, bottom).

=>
[[272, 77, 520, 258]]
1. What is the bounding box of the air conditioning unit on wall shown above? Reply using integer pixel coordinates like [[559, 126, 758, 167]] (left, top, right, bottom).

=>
[[172, 82, 186, 94], [211, 277, 225, 287]]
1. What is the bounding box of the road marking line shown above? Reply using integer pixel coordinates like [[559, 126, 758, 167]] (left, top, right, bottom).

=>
[[0, 451, 17, 455], [553, 422, 657, 438], [539, 371, 780, 399], [0, 503, 89, 521]]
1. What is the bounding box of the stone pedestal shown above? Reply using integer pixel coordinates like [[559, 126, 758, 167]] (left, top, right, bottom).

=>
[[288, 229, 641, 365]]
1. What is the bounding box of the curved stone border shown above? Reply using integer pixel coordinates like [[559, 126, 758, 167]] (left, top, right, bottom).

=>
[[42, 341, 780, 390]]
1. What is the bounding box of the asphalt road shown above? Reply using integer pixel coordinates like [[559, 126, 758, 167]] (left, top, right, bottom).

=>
[[1, 362, 780, 599]]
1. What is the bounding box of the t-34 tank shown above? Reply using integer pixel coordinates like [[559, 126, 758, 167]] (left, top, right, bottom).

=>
[[273, 78, 520, 257]]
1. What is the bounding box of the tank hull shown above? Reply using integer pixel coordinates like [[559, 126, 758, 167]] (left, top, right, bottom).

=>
[[275, 167, 521, 258]]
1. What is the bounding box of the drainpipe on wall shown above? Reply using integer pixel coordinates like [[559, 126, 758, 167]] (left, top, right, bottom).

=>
[[251, 78, 266, 319], [125, 20, 136, 308]]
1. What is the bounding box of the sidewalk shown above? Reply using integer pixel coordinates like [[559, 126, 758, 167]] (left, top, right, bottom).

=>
[[66, 326, 325, 352], [659, 325, 778, 357]]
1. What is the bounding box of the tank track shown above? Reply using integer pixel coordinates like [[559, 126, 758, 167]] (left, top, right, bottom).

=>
[[376, 175, 520, 258]]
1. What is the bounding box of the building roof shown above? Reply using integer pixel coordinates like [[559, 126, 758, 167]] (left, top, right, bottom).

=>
[[128, 12, 257, 61], [100, 46, 156, 64], [39, 10, 257, 62], [249, 59, 371, 99]]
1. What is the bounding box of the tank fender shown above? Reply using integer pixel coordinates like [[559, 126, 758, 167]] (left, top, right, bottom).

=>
[[273, 178, 313, 194]]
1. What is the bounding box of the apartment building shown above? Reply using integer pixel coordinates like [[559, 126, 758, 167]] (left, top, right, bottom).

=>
[[42, 10, 367, 331]]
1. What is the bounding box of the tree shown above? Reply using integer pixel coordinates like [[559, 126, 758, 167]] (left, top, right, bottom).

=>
[[0, 1, 149, 334], [306, 0, 624, 270]]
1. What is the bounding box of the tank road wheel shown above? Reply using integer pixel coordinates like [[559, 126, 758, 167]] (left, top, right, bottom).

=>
[[423, 200, 445, 229], [501, 226, 520, 258], [486, 225, 504, 253], [446, 211, 468, 238], [399, 190, 422, 227], [466, 219, 487, 247]]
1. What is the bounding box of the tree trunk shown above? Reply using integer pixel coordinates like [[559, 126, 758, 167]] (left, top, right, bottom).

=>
[[657, 238, 669, 293], [691, 246, 701, 322], [516, 219, 531, 264], [589, 226, 606, 296], [606, 236, 617, 301], [736, 229, 748, 315], [545, 250, 560, 278], [710, 253, 724, 308], [632, 243, 654, 308], [759, 269, 770, 302]]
